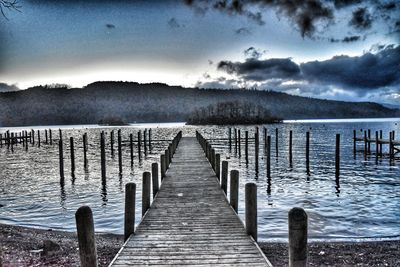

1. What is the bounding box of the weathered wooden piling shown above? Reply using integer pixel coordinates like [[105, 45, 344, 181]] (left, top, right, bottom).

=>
[[335, 134, 340, 178], [245, 131, 249, 164], [129, 133, 134, 167], [75, 206, 98, 267], [375, 131, 379, 161], [100, 132, 106, 180], [245, 183, 257, 241], [264, 127, 267, 150], [118, 130, 122, 174], [234, 128, 238, 154], [230, 170, 239, 213], [255, 128, 259, 174], [152, 163, 159, 197], [215, 154, 221, 180], [228, 128, 232, 151], [264, 135, 270, 178], [288, 207, 308, 267], [124, 183, 136, 241], [59, 138, 64, 180], [389, 132, 394, 160], [275, 128, 279, 157], [70, 137, 75, 177], [306, 132, 310, 174], [110, 130, 115, 156], [368, 129, 371, 154], [161, 154, 166, 180], [353, 130, 356, 155], [379, 130, 383, 156], [149, 128, 152, 151], [142, 172, 151, 217], [238, 129, 241, 157], [37, 130, 41, 147], [49, 129, 52, 145], [32, 129, 35, 145], [221, 161, 228, 194], [364, 130, 367, 157], [83, 133, 88, 169], [137, 131, 142, 160], [289, 130, 293, 165], [144, 129, 147, 156], [165, 149, 170, 168], [45, 129, 48, 144]]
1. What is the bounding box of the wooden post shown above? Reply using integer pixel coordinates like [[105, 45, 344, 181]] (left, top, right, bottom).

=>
[[335, 134, 340, 178], [245, 183, 257, 241], [137, 131, 142, 161], [142, 172, 151, 217], [152, 163, 159, 197], [228, 128, 232, 151], [230, 170, 239, 213], [124, 183, 136, 241], [264, 127, 267, 150], [364, 130, 367, 157], [238, 130, 241, 157], [75, 206, 98, 267], [211, 148, 215, 170], [161, 154, 166, 179], [306, 132, 310, 174], [118, 130, 122, 174], [288, 207, 308, 267], [289, 130, 293, 165], [37, 130, 41, 147], [45, 129, 48, 144], [165, 149, 170, 168], [353, 130, 356, 155], [32, 129, 35, 145], [389, 132, 394, 160], [49, 129, 52, 145], [70, 137, 75, 177], [110, 130, 114, 157], [267, 136, 271, 178], [234, 128, 237, 154], [215, 154, 221, 180], [143, 129, 147, 156], [255, 128, 259, 174], [59, 138, 64, 181], [149, 128, 152, 151], [245, 131, 249, 164], [100, 132, 106, 180], [275, 128, 279, 158], [130, 134, 134, 167], [83, 133, 88, 169], [368, 129, 371, 154], [379, 130, 383, 157], [221, 161, 228, 194], [375, 131, 379, 162]]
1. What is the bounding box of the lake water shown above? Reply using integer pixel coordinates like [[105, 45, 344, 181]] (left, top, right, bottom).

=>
[[0, 119, 399, 241]]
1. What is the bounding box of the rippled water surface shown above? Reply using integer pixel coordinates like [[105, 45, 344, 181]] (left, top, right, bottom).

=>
[[0, 119, 399, 241]]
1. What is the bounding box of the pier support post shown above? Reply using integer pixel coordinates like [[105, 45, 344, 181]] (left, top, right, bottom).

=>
[[230, 170, 239, 213], [245, 131, 249, 164], [130, 134, 134, 167], [152, 163, 159, 197], [353, 130, 356, 155], [306, 132, 310, 174], [100, 132, 106, 180], [275, 128, 279, 158], [83, 133, 88, 169], [137, 131, 142, 161], [229, 128, 232, 151], [142, 172, 151, 217], [267, 136, 271, 178], [245, 183, 257, 241], [289, 130, 293, 165], [289, 207, 308, 267], [255, 128, 259, 174], [110, 130, 114, 156], [124, 183, 136, 241], [59, 138, 64, 181], [118, 129, 122, 174], [49, 129, 52, 145], [161, 154, 166, 180], [215, 154, 221, 180], [238, 130, 241, 157], [70, 137, 75, 177], [75, 206, 98, 267], [375, 131, 379, 162], [221, 161, 228, 194], [335, 134, 340, 178], [368, 129, 371, 154]]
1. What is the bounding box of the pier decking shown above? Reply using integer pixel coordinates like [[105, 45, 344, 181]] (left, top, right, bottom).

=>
[[110, 137, 271, 266]]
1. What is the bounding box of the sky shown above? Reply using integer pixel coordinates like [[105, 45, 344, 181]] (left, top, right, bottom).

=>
[[0, 0, 399, 105]]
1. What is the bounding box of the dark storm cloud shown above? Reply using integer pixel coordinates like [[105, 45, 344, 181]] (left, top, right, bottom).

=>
[[329, 35, 361, 43], [349, 8, 372, 30], [184, 0, 400, 38], [216, 45, 400, 90], [106, 24, 115, 29], [243, 47, 265, 59], [217, 58, 301, 81], [0, 83, 19, 92], [301, 45, 400, 89]]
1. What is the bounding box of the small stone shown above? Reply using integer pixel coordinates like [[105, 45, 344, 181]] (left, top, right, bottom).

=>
[[41, 239, 61, 256], [319, 251, 325, 255]]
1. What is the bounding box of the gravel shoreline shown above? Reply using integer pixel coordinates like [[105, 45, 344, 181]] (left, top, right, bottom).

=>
[[1, 224, 399, 266]]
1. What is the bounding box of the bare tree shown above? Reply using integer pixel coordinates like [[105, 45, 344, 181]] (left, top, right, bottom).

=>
[[0, 0, 21, 19]]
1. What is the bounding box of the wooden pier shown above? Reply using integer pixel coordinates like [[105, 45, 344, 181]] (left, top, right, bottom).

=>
[[109, 137, 271, 266]]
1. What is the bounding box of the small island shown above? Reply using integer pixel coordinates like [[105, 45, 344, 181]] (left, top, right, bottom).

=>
[[186, 101, 282, 125]]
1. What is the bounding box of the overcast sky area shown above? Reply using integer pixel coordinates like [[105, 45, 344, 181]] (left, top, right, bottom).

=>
[[0, 0, 399, 104]]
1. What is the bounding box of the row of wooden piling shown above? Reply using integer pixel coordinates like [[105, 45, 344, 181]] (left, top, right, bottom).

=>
[[58, 128, 156, 182], [197, 131, 308, 267], [74, 131, 182, 267], [353, 129, 398, 160]]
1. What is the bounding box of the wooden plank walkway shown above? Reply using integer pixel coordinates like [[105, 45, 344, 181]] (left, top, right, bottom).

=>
[[110, 137, 272, 266]]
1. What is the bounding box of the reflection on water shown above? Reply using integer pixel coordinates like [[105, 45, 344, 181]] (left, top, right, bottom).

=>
[[0, 119, 399, 241]]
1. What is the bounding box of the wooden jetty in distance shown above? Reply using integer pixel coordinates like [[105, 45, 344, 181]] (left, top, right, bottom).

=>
[[109, 136, 272, 266], [353, 129, 399, 158]]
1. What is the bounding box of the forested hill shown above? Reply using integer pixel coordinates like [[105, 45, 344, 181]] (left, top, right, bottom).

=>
[[0, 82, 398, 126]]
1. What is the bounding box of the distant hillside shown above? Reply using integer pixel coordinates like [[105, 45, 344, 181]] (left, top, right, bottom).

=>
[[0, 82, 398, 127]]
